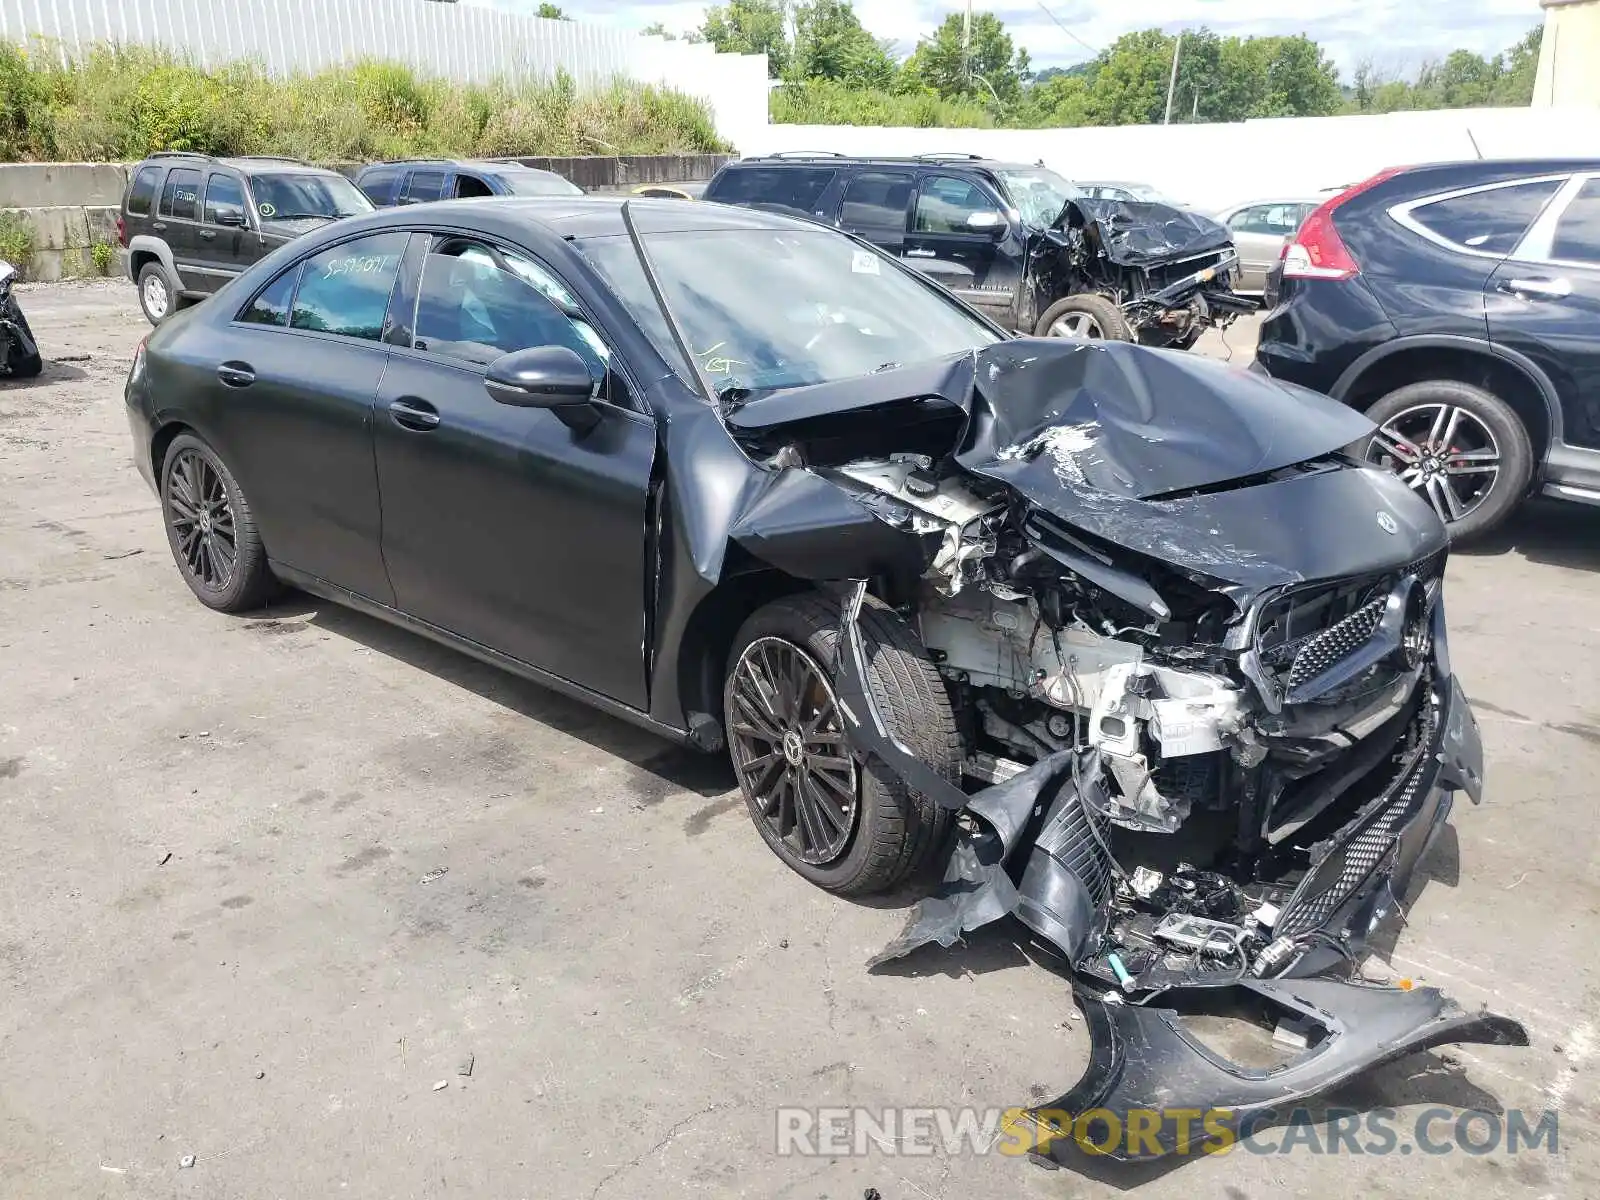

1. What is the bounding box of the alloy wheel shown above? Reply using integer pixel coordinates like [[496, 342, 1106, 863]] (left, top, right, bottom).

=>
[[728, 637, 858, 866], [143, 274, 169, 321], [166, 449, 238, 592], [1049, 312, 1105, 339], [1366, 403, 1501, 525]]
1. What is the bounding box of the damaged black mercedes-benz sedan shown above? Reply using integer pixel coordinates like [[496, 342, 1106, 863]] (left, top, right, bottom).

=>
[[126, 197, 1524, 1167]]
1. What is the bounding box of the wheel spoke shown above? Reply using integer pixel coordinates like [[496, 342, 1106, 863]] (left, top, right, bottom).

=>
[[732, 687, 785, 745], [1427, 405, 1450, 447], [1371, 429, 1421, 464], [807, 758, 855, 801], [1446, 464, 1499, 478], [1445, 447, 1498, 464], [1436, 406, 1463, 450], [801, 773, 847, 835], [792, 772, 827, 856], [1426, 474, 1465, 522]]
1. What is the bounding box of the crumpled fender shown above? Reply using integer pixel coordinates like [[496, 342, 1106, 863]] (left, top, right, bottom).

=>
[[1021, 977, 1528, 1163]]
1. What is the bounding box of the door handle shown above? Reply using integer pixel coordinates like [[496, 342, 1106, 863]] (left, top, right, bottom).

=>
[[1499, 276, 1572, 300], [152, 221, 168, 232], [905, 249, 936, 258], [216, 361, 255, 388], [198, 229, 217, 241], [388, 397, 441, 431]]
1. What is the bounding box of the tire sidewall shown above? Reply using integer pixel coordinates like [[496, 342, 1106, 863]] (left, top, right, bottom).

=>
[[138, 262, 174, 326], [1035, 293, 1133, 341], [723, 603, 908, 892], [160, 434, 256, 610], [1362, 380, 1533, 542]]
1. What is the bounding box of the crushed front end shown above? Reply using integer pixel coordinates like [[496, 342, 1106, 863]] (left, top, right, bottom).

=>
[[731, 339, 1529, 1164]]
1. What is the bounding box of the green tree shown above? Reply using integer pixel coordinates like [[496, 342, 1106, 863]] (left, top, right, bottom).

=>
[[640, 22, 678, 41], [902, 11, 1031, 103], [1492, 25, 1543, 104], [789, 0, 897, 90], [700, 0, 790, 78], [535, 3, 569, 19], [1078, 29, 1173, 124]]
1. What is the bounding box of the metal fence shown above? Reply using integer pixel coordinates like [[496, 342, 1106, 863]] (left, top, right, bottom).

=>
[[0, 0, 772, 148]]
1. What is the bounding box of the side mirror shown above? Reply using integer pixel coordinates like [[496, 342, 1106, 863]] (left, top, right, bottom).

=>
[[966, 210, 1006, 235], [215, 210, 247, 228], [484, 345, 602, 435]]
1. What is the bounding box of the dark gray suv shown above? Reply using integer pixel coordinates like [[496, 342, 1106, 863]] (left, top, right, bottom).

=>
[[119, 153, 374, 325]]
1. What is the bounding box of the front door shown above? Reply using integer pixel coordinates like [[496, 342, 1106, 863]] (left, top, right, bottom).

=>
[[373, 234, 656, 707], [196, 171, 252, 293], [903, 172, 1023, 323], [1488, 173, 1600, 453]]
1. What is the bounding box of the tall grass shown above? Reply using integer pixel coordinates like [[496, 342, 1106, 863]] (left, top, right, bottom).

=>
[[770, 80, 997, 129], [0, 40, 729, 162]]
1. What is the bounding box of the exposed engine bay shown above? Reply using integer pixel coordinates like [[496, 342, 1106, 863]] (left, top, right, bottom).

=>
[[720, 337, 1525, 1163]]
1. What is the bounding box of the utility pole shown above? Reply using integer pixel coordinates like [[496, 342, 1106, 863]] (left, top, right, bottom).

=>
[[962, 0, 972, 94], [1163, 29, 1183, 124]]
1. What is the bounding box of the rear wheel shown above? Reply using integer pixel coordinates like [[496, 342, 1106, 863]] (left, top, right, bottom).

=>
[[137, 261, 176, 326], [160, 433, 278, 612], [1035, 293, 1133, 342], [1359, 379, 1532, 541], [724, 593, 961, 896]]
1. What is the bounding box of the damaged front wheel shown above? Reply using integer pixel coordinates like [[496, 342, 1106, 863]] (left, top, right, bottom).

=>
[[724, 594, 960, 895], [1035, 294, 1132, 342]]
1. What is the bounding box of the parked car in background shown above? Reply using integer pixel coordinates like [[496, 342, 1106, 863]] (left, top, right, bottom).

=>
[[355, 159, 583, 207], [704, 153, 1248, 349], [1257, 158, 1600, 539], [119, 153, 373, 326], [1076, 180, 1187, 207], [631, 182, 707, 200], [1215, 196, 1329, 294]]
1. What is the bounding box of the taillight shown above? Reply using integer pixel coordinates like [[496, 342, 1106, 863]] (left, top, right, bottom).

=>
[[1282, 167, 1406, 282], [116, 215, 128, 247]]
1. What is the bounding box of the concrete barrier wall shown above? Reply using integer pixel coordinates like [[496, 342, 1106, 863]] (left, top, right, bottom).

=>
[[743, 107, 1600, 213]]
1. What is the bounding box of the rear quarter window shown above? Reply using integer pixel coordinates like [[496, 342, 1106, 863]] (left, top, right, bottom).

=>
[[1405, 179, 1563, 255], [126, 166, 162, 217], [705, 167, 836, 217]]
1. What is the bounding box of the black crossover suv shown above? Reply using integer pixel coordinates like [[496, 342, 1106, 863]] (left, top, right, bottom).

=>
[[124, 197, 1520, 1154], [704, 153, 1250, 349], [1257, 158, 1600, 539]]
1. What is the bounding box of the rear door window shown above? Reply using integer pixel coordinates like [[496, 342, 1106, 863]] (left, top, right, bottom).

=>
[[1407, 179, 1564, 255], [1549, 178, 1600, 265], [839, 170, 913, 237], [159, 168, 202, 221], [401, 170, 448, 205], [203, 173, 246, 225], [127, 166, 162, 216], [289, 232, 409, 341], [706, 167, 835, 216], [358, 165, 403, 205]]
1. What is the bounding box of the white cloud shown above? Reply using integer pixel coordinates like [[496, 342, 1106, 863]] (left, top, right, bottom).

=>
[[469, 0, 1545, 76]]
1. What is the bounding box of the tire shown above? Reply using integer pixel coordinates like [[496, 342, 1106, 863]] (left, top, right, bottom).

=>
[[1035, 293, 1133, 342], [137, 261, 177, 326], [159, 433, 278, 612], [724, 592, 962, 896], [1359, 380, 1533, 543]]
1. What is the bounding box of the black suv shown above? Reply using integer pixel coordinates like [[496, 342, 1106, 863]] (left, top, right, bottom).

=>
[[354, 159, 583, 206], [118, 153, 374, 326], [1257, 158, 1600, 539], [704, 152, 1248, 349]]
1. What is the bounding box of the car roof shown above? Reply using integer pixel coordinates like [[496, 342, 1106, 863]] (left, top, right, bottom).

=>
[[733, 154, 1039, 173], [136, 153, 342, 177], [359, 158, 565, 177], [309, 194, 819, 241]]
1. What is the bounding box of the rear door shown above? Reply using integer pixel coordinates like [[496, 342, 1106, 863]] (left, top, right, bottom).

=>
[[157, 167, 204, 291], [1488, 172, 1600, 453], [703, 166, 837, 220], [835, 169, 914, 256], [196, 171, 253, 292], [903, 171, 1021, 321], [398, 168, 449, 206]]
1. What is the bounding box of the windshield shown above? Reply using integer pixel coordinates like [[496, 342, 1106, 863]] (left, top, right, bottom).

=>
[[251, 173, 373, 221], [501, 172, 584, 197], [579, 228, 1001, 402], [995, 167, 1083, 228]]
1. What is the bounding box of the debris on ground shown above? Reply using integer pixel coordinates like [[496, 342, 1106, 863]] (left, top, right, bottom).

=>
[[179, 1154, 195, 1169], [157, 852, 172, 866], [419, 868, 448, 884], [432, 1080, 448, 1092], [457, 1054, 474, 1077]]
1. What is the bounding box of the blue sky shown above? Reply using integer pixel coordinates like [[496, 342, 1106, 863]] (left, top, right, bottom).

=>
[[469, 0, 1544, 78]]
